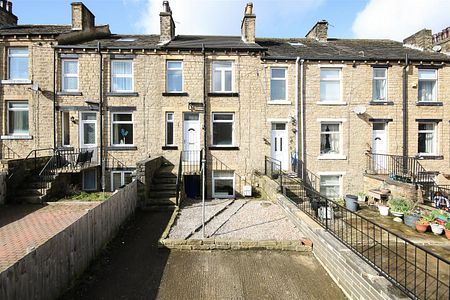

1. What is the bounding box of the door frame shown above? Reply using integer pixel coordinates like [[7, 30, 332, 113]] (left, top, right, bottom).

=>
[[182, 112, 201, 161], [372, 122, 388, 171], [270, 121, 289, 171]]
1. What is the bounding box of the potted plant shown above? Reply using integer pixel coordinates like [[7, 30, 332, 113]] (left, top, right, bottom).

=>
[[378, 199, 390, 216], [444, 222, 450, 240], [356, 192, 365, 202], [404, 210, 421, 228], [435, 210, 450, 223], [388, 197, 411, 218], [416, 218, 430, 233], [430, 221, 444, 235]]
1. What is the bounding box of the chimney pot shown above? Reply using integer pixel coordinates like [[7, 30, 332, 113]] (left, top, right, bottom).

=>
[[245, 3, 253, 15], [0, 0, 17, 26], [163, 1, 171, 13], [7, 1, 12, 12], [1, 0, 6, 9]]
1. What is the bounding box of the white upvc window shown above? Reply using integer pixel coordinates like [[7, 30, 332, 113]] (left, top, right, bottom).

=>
[[166, 61, 183, 92], [61, 59, 79, 92], [212, 113, 234, 146], [418, 69, 437, 102], [212, 61, 233, 92], [166, 112, 174, 146], [320, 68, 342, 102], [372, 67, 387, 101], [418, 123, 437, 155], [111, 170, 133, 191], [8, 48, 29, 80], [320, 122, 342, 156], [319, 174, 342, 200], [111, 60, 133, 92], [111, 112, 134, 146], [212, 170, 235, 198], [270, 67, 287, 101], [7, 101, 29, 136], [61, 111, 71, 146]]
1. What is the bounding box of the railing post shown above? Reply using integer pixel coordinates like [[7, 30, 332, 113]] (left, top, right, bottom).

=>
[[325, 197, 328, 230], [264, 156, 267, 176]]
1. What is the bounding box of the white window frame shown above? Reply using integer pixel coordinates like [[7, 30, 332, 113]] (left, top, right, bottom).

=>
[[111, 170, 133, 191], [82, 169, 97, 191], [61, 111, 71, 147], [418, 122, 437, 156], [7, 101, 29, 136], [212, 61, 234, 93], [8, 47, 29, 81], [319, 121, 345, 159], [318, 173, 343, 200], [111, 112, 134, 146], [166, 112, 174, 146], [166, 61, 183, 93], [270, 67, 288, 101], [211, 113, 234, 146], [372, 67, 387, 101], [418, 69, 437, 102], [212, 170, 235, 198], [319, 67, 343, 103], [111, 60, 134, 93], [61, 59, 79, 92]]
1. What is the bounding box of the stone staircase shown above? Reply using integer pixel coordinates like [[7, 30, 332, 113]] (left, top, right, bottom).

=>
[[13, 173, 54, 204], [147, 162, 178, 206]]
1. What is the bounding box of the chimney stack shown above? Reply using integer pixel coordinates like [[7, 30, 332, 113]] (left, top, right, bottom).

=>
[[306, 20, 328, 42], [241, 3, 256, 43], [403, 28, 432, 50], [71, 2, 95, 31], [160, 1, 175, 44], [0, 0, 18, 27]]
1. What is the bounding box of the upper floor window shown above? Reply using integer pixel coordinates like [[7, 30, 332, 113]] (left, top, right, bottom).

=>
[[372, 68, 387, 101], [212, 61, 233, 92], [418, 69, 437, 102], [418, 123, 436, 155], [166, 61, 183, 92], [320, 68, 341, 102], [8, 48, 28, 80], [212, 113, 234, 146], [7, 101, 29, 136], [111, 112, 133, 146], [270, 68, 287, 101], [62, 59, 79, 92], [111, 60, 133, 92], [320, 123, 341, 156]]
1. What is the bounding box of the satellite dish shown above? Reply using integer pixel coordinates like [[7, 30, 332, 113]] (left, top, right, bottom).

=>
[[433, 45, 442, 52], [353, 105, 367, 115]]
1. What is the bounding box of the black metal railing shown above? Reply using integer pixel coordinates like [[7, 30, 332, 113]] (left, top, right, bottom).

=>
[[264, 156, 283, 188], [276, 172, 450, 300], [297, 159, 320, 191], [181, 150, 202, 174], [1, 144, 21, 160], [107, 152, 126, 169], [175, 151, 183, 206], [211, 154, 250, 196]]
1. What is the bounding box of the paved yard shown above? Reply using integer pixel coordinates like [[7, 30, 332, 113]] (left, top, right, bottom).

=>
[[0, 202, 100, 272], [60, 210, 347, 300]]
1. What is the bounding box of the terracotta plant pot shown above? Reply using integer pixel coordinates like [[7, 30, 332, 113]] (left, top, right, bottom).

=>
[[445, 229, 450, 240], [416, 222, 429, 233]]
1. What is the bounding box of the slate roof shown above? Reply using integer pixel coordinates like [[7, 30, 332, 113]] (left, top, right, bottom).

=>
[[0, 24, 72, 35], [258, 38, 450, 62], [72, 34, 161, 48]]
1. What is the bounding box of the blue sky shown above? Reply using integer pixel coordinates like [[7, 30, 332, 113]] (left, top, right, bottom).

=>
[[13, 0, 450, 41]]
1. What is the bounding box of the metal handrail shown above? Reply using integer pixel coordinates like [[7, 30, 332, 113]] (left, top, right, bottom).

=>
[[175, 151, 183, 206]]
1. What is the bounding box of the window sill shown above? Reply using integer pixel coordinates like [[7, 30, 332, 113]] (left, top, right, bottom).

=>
[[106, 146, 137, 151], [318, 154, 347, 160], [416, 101, 443, 106], [57, 91, 82, 96], [316, 101, 347, 106], [1, 79, 32, 85], [162, 92, 189, 97], [162, 146, 178, 150], [267, 100, 291, 105], [208, 92, 239, 97], [1, 135, 33, 140], [416, 155, 444, 160], [369, 101, 394, 106], [105, 92, 139, 97], [209, 146, 239, 151]]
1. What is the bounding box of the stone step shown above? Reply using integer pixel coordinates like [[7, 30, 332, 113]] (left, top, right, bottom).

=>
[[145, 196, 177, 206], [150, 190, 177, 198], [155, 172, 177, 179], [150, 183, 177, 191], [158, 165, 176, 174], [153, 177, 177, 184], [15, 188, 45, 197], [15, 195, 43, 204]]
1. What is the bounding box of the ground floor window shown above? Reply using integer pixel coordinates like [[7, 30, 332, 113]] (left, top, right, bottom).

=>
[[111, 112, 134, 146], [7, 101, 29, 135], [212, 170, 235, 198], [111, 170, 133, 191], [82, 168, 97, 191], [418, 123, 436, 155], [319, 174, 341, 199], [62, 111, 71, 146]]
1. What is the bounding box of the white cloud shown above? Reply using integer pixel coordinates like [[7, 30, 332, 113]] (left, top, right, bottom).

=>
[[136, 0, 324, 36], [352, 0, 450, 41]]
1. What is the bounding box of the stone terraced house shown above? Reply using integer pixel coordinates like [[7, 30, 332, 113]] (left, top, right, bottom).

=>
[[0, 1, 449, 204]]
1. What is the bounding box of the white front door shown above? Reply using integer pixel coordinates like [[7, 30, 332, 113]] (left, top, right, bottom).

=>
[[79, 112, 97, 162], [271, 123, 288, 171], [183, 113, 200, 162], [372, 123, 387, 171]]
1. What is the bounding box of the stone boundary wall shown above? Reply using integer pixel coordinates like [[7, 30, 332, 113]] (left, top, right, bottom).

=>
[[0, 181, 138, 300], [136, 156, 163, 206], [0, 172, 6, 205], [277, 194, 408, 300]]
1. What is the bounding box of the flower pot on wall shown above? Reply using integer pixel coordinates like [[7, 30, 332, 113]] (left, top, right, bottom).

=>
[[445, 229, 450, 240], [431, 223, 444, 235], [378, 205, 389, 216], [416, 222, 429, 233]]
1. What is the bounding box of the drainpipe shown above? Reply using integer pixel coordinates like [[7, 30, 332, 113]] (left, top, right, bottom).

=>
[[402, 54, 409, 171], [294, 57, 299, 172], [98, 42, 104, 193], [202, 43, 207, 197], [53, 48, 57, 150], [300, 59, 305, 178]]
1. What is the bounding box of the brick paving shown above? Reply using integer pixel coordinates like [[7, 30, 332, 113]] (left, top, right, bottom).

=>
[[0, 202, 100, 272]]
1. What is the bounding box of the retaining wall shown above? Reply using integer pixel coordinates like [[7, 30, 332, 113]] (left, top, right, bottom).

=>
[[0, 181, 138, 300], [136, 156, 163, 206]]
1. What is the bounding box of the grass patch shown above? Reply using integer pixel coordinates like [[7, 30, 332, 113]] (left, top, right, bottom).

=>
[[65, 192, 112, 202]]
